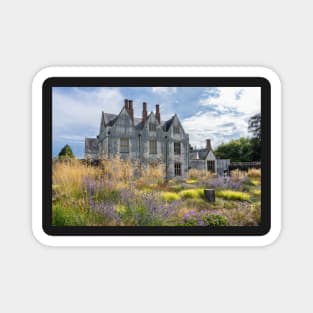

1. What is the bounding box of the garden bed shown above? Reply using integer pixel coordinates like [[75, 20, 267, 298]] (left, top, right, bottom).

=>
[[52, 158, 261, 227]]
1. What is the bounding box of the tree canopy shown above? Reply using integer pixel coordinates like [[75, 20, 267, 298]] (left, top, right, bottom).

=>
[[58, 144, 75, 159], [248, 113, 261, 141], [214, 114, 261, 162], [214, 137, 254, 162]]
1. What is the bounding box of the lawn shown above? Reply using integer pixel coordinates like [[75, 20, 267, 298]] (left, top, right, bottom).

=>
[[52, 158, 261, 227]]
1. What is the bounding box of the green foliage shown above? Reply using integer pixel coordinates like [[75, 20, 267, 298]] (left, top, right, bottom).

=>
[[183, 211, 229, 226], [52, 204, 105, 226], [58, 144, 75, 159], [178, 188, 204, 199], [214, 113, 261, 162], [53, 160, 261, 227], [248, 113, 261, 141], [214, 137, 254, 162], [248, 113, 261, 161], [161, 192, 181, 202], [216, 190, 250, 201], [185, 179, 197, 184], [203, 214, 229, 226], [251, 189, 261, 197]]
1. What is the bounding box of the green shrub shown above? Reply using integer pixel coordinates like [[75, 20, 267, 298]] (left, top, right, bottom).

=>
[[251, 189, 261, 197], [52, 204, 105, 226], [185, 179, 197, 184], [249, 179, 260, 186], [161, 192, 181, 202], [183, 211, 229, 226], [178, 188, 204, 199], [204, 214, 229, 226], [216, 190, 250, 201]]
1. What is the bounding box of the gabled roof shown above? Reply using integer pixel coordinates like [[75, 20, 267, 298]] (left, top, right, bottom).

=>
[[102, 113, 117, 124], [100, 110, 181, 134], [190, 148, 212, 160], [162, 116, 175, 131], [102, 113, 118, 126]]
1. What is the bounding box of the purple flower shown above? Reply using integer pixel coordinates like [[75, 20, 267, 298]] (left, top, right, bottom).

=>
[[89, 200, 122, 223], [198, 220, 205, 226]]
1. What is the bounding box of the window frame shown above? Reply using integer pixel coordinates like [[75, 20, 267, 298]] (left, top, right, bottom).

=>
[[149, 139, 157, 154], [174, 142, 181, 155], [174, 162, 182, 176], [207, 160, 215, 172], [120, 138, 129, 153]]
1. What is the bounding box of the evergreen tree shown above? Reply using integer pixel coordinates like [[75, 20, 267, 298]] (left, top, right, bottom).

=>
[[58, 144, 75, 159]]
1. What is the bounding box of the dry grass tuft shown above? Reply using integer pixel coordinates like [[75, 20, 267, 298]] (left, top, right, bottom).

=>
[[230, 169, 247, 181], [247, 168, 261, 178], [53, 159, 98, 196], [99, 156, 134, 186], [137, 163, 165, 186], [188, 169, 215, 185]]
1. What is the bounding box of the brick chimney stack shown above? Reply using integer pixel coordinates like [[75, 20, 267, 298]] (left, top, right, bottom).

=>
[[206, 139, 212, 151], [124, 99, 129, 111], [155, 104, 160, 123], [142, 102, 148, 123], [128, 100, 134, 122]]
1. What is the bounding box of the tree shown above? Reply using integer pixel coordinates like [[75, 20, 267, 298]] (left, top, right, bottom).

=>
[[214, 137, 253, 162], [58, 144, 75, 159], [248, 113, 261, 161], [248, 113, 261, 141], [214, 114, 262, 162]]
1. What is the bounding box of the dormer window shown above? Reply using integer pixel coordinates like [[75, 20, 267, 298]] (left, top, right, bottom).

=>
[[149, 123, 156, 131], [174, 126, 180, 134]]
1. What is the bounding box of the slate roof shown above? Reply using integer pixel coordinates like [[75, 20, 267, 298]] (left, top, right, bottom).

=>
[[102, 111, 174, 131], [190, 148, 212, 160], [102, 113, 117, 125], [161, 116, 175, 132]]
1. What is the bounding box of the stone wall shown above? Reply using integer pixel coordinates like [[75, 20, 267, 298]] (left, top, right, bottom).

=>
[[96, 108, 189, 179]]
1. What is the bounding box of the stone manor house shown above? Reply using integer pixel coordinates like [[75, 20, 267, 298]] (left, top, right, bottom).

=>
[[85, 99, 229, 178]]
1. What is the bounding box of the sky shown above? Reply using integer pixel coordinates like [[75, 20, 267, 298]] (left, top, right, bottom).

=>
[[52, 86, 261, 158]]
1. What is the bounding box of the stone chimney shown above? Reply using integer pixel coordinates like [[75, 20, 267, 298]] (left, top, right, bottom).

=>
[[142, 102, 148, 123], [155, 104, 160, 123], [128, 100, 134, 122], [206, 139, 212, 150]]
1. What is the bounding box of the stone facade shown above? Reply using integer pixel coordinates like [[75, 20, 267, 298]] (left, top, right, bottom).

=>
[[189, 139, 230, 176], [85, 99, 189, 179]]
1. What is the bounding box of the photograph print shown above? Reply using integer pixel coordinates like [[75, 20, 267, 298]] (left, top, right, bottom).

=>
[[52, 86, 262, 228]]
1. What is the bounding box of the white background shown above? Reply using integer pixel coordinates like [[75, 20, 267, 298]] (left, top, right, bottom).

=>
[[0, 0, 311, 312]]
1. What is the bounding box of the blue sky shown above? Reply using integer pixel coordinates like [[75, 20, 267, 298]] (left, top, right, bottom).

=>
[[52, 86, 260, 158]]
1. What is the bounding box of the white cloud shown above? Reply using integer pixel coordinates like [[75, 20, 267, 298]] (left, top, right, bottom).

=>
[[200, 87, 260, 115], [53, 87, 124, 137], [58, 135, 85, 143], [182, 111, 250, 149], [151, 87, 177, 95], [183, 87, 261, 149]]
